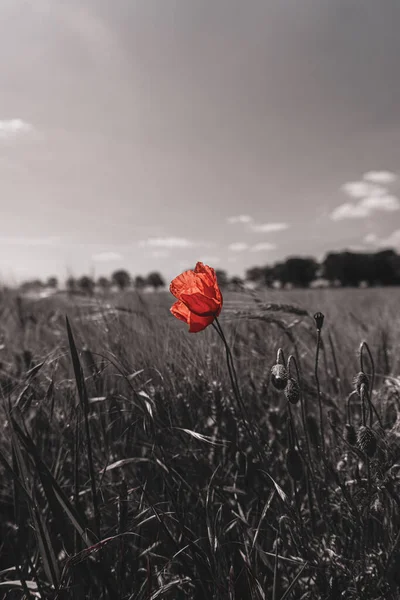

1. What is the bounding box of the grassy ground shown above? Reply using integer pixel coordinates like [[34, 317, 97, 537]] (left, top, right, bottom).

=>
[[0, 286, 400, 599]]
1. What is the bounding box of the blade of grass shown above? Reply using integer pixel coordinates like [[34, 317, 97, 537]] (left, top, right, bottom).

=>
[[66, 316, 101, 539]]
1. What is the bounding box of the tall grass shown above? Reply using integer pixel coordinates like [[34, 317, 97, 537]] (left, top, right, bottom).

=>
[[0, 286, 400, 598]]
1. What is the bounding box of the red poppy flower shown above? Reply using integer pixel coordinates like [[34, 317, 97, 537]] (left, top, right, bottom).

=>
[[170, 262, 223, 332]]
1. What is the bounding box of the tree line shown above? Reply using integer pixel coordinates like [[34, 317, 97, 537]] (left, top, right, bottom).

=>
[[18, 249, 400, 294], [245, 249, 400, 288], [19, 270, 166, 295]]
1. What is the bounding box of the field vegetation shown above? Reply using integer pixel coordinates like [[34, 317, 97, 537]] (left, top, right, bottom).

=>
[[0, 283, 400, 598]]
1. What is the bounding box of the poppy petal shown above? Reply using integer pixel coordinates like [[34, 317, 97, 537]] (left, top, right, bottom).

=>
[[170, 270, 200, 299], [180, 292, 221, 317], [188, 312, 215, 333], [170, 263, 222, 305], [170, 300, 190, 324]]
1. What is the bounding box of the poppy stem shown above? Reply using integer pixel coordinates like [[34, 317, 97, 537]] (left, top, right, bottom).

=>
[[213, 318, 263, 459]]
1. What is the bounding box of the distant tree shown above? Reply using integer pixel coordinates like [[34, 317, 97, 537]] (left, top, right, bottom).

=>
[[275, 257, 318, 288], [46, 276, 58, 289], [372, 250, 400, 285], [32, 279, 44, 289], [66, 277, 77, 294], [229, 275, 244, 289], [263, 266, 276, 288], [19, 279, 44, 292], [97, 276, 111, 292], [215, 269, 228, 287], [229, 275, 244, 287], [77, 275, 95, 296], [146, 272, 166, 290], [111, 269, 131, 291], [134, 275, 146, 289], [245, 266, 265, 286], [322, 252, 373, 287]]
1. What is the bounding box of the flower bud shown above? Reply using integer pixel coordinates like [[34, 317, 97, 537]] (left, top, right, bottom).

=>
[[314, 312, 325, 331], [284, 377, 300, 404], [357, 426, 377, 457], [354, 372, 369, 396], [270, 364, 288, 391], [344, 423, 357, 446]]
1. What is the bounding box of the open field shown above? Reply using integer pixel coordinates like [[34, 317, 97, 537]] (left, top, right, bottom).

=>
[[1, 286, 400, 598]]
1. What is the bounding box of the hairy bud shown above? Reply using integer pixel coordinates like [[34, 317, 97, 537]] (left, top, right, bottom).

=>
[[354, 372, 369, 396], [271, 364, 288, 391], [284, 377, 300, 404], [357, 426, 377, 457], [344, 423, 357, 446]]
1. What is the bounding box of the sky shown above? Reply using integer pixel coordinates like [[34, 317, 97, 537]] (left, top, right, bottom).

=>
[[1, 0, 400, 284]]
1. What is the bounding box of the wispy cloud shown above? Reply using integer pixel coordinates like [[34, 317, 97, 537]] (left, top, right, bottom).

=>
[[363, 170, 397, 184], [0, 236, 59, 246], [363, 229, 400, 249], [228, 242, 248, 252], [0, 119, 33, 139], [250, 222, 289, 233], [139, 237, 197, 248], [364, 233, 378, 245], [360, 195, 400, 212], [227, 215, 253, 224], [331, 196, 400, 220], [250, 242, 276, 252], [92, 251, 123, 261], [340, 181, 386, 198], [330, 203, 370, 220], [332, 172, 400, 220], [151, 250, 170, 258]]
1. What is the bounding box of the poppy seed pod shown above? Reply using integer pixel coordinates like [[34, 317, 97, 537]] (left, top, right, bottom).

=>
[[286, 448, 304, 481], [271, 364, 288, 391], [284, 377, 300, 404], [357, 426, 377, 457]]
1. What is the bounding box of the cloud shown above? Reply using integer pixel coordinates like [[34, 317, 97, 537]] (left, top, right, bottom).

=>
[[363, 170, 397, 184], [151, 250, 170, 258], [364, 233, 378, 245], [228, 242, 248, 252], [250, 222, 289, 233], [0, 119, 33, 139], [139, 237, 196, 248], [359, 195, 400, 212], [364, 228, 400, 249], [0, 236, 59, 246], [250, 242, 276, 252], [330, 202, 370, 220], [331, 195, 400, 220], [341, 181, 376, 199], [227, 215, 253, 224], [92, 251, 122, 261]]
